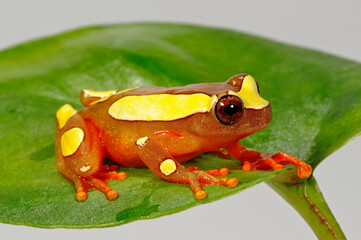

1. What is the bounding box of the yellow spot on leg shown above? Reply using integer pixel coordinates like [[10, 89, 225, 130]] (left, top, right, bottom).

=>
[[80, 166, 91, 172], [160, 159, 177, 176], [56, 104, 77, 129], [61, 127, 84, 157], [136, 136, 149, 146]]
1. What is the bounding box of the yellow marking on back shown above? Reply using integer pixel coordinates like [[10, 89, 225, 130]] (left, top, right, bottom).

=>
[[109, 93, 215, 121], [61, 127, 84, 157], [82, 89, 117, 105], [84, 87, 139, 105], [83, 89, 118, 98], [117, 87, 139, 94], [160, 159, 177, 175], [56, 104, 77, 129], [236, 75, 269, 109]]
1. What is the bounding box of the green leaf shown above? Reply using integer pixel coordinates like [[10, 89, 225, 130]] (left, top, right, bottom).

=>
[[267, 172, 346, 239], [0, 23, 360, 230]]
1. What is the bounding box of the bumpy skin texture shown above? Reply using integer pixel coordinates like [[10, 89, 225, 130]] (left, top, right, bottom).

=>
[[55, 74, 312, 201]]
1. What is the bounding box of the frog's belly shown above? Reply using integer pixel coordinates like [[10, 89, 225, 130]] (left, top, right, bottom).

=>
[[104, 142, 202, 168]]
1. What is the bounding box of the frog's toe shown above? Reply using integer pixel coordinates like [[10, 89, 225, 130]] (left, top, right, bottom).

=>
[[194, 170, 238, 188], [81, 169, 126, 200], [76, 191, 88, 201], [242, 161, 252, 171], [298, 164, 312, 178], [106, 190, 119, 199], [195, 190, 207, 200], [83, 177, 119, 200], [70, 169, 126, 201], [116, 172, 127, 180], [242, 152, 313, 179], [205, 168, 228, 176], [188, 166, 229, 176], [225, 178, 238, 187], [187, 170, 238, 199]]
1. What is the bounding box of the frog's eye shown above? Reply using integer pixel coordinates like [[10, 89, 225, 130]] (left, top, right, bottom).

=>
[[215, 95, 244, 125]]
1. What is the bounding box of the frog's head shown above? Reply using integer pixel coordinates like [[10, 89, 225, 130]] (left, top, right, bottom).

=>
[[188, 74, 272, 140]]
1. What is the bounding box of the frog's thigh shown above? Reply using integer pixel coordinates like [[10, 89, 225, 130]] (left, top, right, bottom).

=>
[[56, 113, 103, 177]]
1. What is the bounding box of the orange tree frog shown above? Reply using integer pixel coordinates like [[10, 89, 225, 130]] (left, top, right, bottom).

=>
[[55, 74, 312, 201]]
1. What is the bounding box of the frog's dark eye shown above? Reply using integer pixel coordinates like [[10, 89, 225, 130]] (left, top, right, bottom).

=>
[[215, 95, 244, 125]]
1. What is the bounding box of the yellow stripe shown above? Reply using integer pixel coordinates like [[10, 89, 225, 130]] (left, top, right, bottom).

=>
[[82, 89, 118, 98], [61, 127, 84, 157], [85, 87, 139, 105], [108, 93, 215, 121], [82, 89, 117, 105], [236, 75, 269, 109], [56, 104, 77, 129]]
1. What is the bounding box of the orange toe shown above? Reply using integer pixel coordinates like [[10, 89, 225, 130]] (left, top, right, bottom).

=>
[[298, 164, 312, 178], [273, 164, 285, 171], [116, 172, 127, 180], [195, 190, 207, 200], [226, 178, 238, 187], [219, 168, 228, 176], [106, 190, 119, 199], [242, 161, 252, 171], [76, 191, 88, 201]]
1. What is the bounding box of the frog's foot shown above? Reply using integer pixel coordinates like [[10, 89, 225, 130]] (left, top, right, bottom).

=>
[[75, 170, 127, 201], [183, 170, 238, 200], [242, 152, 312, 178], [226, 143, 312, 179], [187, 166, 228, 176], [272, 152, 312, 178]]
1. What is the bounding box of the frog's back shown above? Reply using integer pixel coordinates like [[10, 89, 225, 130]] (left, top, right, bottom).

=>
[[79, 82, 239, 107]]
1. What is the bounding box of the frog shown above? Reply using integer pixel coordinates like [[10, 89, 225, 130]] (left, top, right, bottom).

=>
[[55, 74, 312, 201]]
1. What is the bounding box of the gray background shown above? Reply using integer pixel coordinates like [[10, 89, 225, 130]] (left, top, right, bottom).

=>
[[0, 0, 360, 239]]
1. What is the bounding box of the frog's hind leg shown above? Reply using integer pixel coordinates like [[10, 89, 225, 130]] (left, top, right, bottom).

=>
[[55, 104, 126, 201]]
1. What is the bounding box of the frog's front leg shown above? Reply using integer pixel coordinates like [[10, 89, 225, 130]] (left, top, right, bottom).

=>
[[225, 142, 312, 178], [55, 104, 126, 201], [134, 136, 238, 199]]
